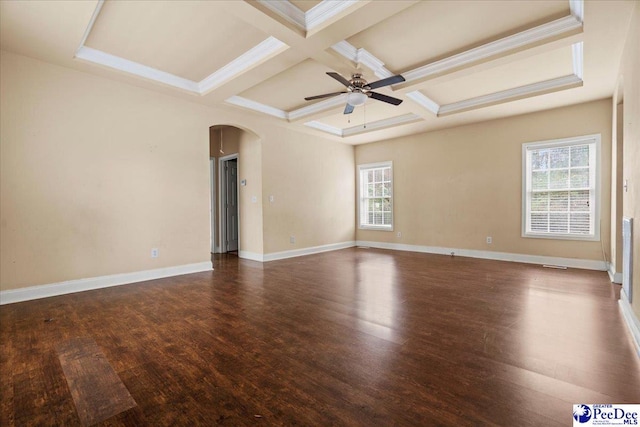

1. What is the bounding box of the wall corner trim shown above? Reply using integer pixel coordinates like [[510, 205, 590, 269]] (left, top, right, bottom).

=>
[[355, 241, 608, 271], [0, 261, 213, 305], [619, 291, 640, 357], [263, 241, 356, 262], [608, 263, 623, 284]]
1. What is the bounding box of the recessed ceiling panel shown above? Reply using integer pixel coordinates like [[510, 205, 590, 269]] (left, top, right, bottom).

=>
[[240, 59, 378, 112], [347, 1, 569, 73], [315, 99, 408, 129], [423, 46, 574, 105], [85, 0, 268, 82], [289, 1, 323, 13]]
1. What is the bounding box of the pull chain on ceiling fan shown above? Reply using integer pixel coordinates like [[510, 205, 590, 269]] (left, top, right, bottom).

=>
[[304, 72, 405, 115]]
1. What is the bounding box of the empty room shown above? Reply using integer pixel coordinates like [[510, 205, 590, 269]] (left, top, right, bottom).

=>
[[1, 0, 639, 425]]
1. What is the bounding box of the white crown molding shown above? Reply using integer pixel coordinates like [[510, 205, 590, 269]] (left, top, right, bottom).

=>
[[342, 113, 421, 136], [227, 12, 584, 126], [76, 1, 288, 96], [331, 40, 358, 62], [438, 74, 583, 116], [75, 46, 201, 93], [572, 41, 583, 79], [305, 113, 421, 137], [403, 15, 582, 84], [358, 49, 393, 79], [227, 93, 412, 129], [257, 0, 359, 32], [406, 91, 440, 115], [331, 41, 394, 79], [257, 0, 306, 29], [225, 96, 288, 119], [288, 94, 348, 120], [619, 291, 640, 357], [0, 262, 213, 305], [570, 0, 584, 22], [355, 240, 608, 270], [77, 37, 287, 96], [304, 121, 343, 136], [76, 0, 104, 52], [198, 37, 288, 94], [305, 0, 359, 31], [263, 241, 356, 262]]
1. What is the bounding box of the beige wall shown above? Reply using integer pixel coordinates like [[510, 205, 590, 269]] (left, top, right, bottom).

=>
[[356, 99, 613, 262], [261, 125, 355, 254], [0, 50, 355, 291], [238, 129, 264, 256], [617, 3, 640, 318], [0, 52, 211, 291]]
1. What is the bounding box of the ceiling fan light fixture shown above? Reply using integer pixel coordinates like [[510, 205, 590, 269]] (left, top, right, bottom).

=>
[[347, 91, 367, 106]]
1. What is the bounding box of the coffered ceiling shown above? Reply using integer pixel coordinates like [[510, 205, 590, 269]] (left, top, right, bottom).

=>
[[0, 0, 635, 144]]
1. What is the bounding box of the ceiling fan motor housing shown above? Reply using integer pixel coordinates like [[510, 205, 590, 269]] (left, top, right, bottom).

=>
[[350, 74, 368, 89]]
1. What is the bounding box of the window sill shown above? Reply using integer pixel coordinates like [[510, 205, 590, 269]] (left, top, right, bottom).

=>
[[522, 232, 599, 242], [359, 225, 393, 231]]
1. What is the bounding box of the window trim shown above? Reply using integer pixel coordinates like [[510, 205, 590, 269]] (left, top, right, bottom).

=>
[[358, 161, 393, 231], [521, 134, 601, 241]]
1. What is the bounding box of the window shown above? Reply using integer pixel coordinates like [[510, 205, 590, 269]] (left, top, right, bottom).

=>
[[522, 134, 600, 240], [358, 162, 393, 230]]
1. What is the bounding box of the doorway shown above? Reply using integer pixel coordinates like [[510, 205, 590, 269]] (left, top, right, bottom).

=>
[[210, 158, 216, 253], [220, 154, 239, 253]]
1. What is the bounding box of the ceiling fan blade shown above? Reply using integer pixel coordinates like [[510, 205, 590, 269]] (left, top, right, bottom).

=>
[[327, 72, 352, 88], [304, 91, 346, 101], [369, 91, 403, 105], [367, 74, 405, 90], [344, 103, 355, 114]]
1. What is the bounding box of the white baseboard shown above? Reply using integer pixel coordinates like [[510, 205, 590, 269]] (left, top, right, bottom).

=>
[[355, 240, 608, 271], [608, 263, 623, 284], [239, 251, 264, 262], [263, 241, 356, 262], [619, 290, 640, 357], [0, 261, 213, 305]]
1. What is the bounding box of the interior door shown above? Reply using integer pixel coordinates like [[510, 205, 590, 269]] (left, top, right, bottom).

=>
[[225, 159, 239, 252]]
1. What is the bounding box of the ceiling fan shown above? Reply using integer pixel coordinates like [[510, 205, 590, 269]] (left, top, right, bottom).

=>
[[304, 72, 405, 114]]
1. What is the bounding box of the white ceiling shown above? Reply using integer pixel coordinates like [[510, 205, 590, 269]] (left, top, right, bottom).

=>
[[0, 0, 635, 144]]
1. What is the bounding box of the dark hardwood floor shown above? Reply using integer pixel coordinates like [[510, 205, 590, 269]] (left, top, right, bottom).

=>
[[1, 248, 639, 426]]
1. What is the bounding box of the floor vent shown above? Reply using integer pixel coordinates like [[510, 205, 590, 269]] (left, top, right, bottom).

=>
[[543, 264, 568, 269]]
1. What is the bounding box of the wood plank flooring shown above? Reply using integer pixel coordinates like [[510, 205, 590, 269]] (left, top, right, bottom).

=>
[[1, 248, 639, 426]]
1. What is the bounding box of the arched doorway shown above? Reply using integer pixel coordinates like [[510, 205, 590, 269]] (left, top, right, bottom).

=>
[[209, 125, 263, 259]]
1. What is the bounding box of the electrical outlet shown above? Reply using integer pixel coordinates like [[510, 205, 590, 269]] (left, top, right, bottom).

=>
[[269, 195, 275, 203], [290, 236, 295, 244], [397, 231, 402, 238], [251, 195, 257, 203], [486, 236, 492, 244], [151, 248, 159, 258]]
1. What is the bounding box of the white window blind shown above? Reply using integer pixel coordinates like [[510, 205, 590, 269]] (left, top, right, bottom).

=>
[[522, 135, 600, 240], [358, 162, 393, 230]]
